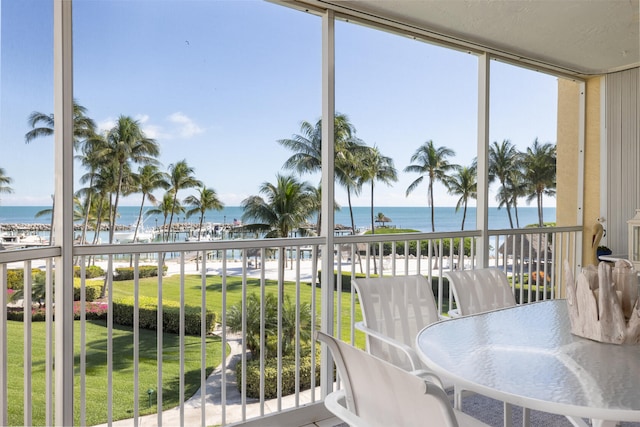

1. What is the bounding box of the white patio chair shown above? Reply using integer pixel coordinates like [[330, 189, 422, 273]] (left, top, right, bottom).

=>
[[316, 331, 490, 427], [352, 275, 441, 373], [352, 275, 475, 412], [444, 268, 528, 426], [444, 268, 516, 316]]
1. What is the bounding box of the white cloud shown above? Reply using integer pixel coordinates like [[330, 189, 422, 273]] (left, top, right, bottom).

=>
[[97, 118, 116, 133], [96, 112, 203, 142], [168, 112, 204, 138], [134, 114, 150, 124]]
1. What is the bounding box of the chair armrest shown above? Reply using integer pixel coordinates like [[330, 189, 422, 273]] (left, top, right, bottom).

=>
[[410, 369, 445, 389], [354, 321, 423, 371], [324, 390, 368, 427]]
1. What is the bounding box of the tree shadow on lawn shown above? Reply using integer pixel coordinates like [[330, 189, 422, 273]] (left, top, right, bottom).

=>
[[74, 321, 221, 374]]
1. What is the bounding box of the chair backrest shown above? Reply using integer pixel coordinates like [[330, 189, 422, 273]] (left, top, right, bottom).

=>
[[352, 275, 440, 370], [316, 331, 459, 427], [444, 268, 516, 316]]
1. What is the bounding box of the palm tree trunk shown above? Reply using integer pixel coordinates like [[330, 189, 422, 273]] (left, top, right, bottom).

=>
[[195, 215, 204, 271], [461, 204, 468, 231], [428, 182, 435, 232], [81, 183, 93, 245], [537, 192, 544, 226], [346, 188, 363, 273], [49, 195, 55, 245], [506, 202, 515, 228], [110, 169, 125, 244], [167, 194, 178, 242], [347, 187, 356, 235], [370, 183, 377, 275], [428, 182, 439, 269]]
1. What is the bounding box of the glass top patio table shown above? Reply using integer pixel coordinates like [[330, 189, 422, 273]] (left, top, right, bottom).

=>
[[416, 299, 640, 426]]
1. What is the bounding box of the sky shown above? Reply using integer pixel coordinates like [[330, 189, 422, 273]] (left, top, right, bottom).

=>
[[1, 0, 558, 208]]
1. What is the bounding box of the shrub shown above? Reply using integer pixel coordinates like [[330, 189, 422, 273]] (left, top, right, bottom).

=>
[[237, 351, 326, 399], [73, 280, 101, 302], [74, 265, 105, 278], [7, 268, 49, 297], [6, 302, 108, 322], [112, 296, 217, 335], [5, 269, 44, 290], [113, 265, 167, 281], [74, 301, 108, 320]]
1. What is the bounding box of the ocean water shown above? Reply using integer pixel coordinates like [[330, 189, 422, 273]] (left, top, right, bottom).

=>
[[0, 205, 555, 233]]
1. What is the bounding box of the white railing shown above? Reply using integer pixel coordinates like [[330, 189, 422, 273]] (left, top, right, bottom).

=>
[[0, 226, 581, 426]]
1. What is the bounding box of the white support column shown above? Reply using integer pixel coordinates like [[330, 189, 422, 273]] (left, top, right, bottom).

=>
[[53, 0, 75, 425], [476, 53, 490, 268], [320, 8, 336, 398]]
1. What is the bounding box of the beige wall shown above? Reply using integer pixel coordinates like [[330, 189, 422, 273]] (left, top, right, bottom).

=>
[[556, 76, 603, 266]]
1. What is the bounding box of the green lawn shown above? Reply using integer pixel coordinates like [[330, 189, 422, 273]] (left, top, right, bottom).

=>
[[111, 273, 366, 348], [8, 273, 363, 426], [7, 320, 223, 426]]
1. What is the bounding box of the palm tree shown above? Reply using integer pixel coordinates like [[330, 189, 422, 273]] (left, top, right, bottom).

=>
[[505, 167, 528, 228], [76, 134, 110, 245], [0, 167, 14, 198], [89, 162, 119, 246], [146, 191, 180, 241], [242, 174, 315, 239], [0, 168, 14, 242], [227, 293, 277, 359], [24, 101, 97, 241], [359, 145, 398, 235], [446, 164, 477, 230], [184, 185, 224, 271], [405, 140, 456, 232], [132, 165, 169, 242], [278, 113, 367, 234], [358, 145, 397, 274], [489, 140, 520, 228], [25, 100, 96, 149], [166, 160, 201, 242], [241, 174, 315, 282], [91, 116, 160, 243], [227, 292, 314, 359], [522, 138, 557, 226]]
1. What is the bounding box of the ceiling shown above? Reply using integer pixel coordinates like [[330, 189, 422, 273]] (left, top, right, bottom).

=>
[[304, 0, 640, 76]]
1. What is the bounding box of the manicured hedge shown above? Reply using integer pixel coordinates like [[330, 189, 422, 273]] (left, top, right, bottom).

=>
[[6, 269, 42, 290], [113, 296, 217, 335], [113, 265, 167, 281], [74, 265, 105, 278], [237, 351, 325, 399], [73, 281, 102, 302], [380, 238, 474, 257]]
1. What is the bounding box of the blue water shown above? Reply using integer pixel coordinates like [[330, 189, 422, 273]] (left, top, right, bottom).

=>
[[0, 205, 555, 233]]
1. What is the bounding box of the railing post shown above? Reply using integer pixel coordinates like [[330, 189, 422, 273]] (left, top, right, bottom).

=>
[[53, 0, 75, 424]]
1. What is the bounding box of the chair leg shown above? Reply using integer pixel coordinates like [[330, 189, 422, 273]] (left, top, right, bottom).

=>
[[453, 386, 462, 410]]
